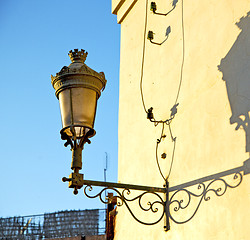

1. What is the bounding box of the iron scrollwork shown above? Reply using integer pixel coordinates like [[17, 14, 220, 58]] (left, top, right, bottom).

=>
[[83, 184, 166, 226], [168, 171, 243, 224], [63, 160, 249, 230]]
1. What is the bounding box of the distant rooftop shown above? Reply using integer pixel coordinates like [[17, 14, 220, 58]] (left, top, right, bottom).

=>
[[0, 209, 105, 240]]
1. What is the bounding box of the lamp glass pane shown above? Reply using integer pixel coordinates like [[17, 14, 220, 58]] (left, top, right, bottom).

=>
[[58, 88, 71, 128], [58, 87, 97, 138]]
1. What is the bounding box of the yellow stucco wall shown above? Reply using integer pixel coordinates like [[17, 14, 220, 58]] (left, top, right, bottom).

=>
[[112, 0, 250, 239]]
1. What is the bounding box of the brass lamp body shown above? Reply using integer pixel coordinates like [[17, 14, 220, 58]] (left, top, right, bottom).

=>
[[51, 49, 106, 194]]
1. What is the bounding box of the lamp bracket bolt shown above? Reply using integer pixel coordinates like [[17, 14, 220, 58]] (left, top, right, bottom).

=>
[[62, 177, 72, 182], [62, 172, 84, 195]]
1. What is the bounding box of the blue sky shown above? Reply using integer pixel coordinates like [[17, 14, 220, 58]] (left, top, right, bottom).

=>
[[0, 0, 120, 217]]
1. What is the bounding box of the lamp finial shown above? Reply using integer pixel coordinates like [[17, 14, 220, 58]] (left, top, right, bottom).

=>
[[68, 49, 88, 63]]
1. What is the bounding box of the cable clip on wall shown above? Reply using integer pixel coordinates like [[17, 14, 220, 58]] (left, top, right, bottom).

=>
[[150, 1, 178, 16], [147, 26, 171, 46]]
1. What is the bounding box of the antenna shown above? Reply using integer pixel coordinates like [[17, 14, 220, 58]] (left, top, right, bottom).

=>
[[104, 152, 108, 182], [104, 152, 108, 198]]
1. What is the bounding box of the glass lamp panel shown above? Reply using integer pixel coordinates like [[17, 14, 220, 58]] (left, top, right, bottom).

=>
[[58, 87, 97, 138], [71, 87, 97, 127], [58, 88, 72, 129]]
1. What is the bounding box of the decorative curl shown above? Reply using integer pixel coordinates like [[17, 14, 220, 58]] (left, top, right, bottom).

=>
[[83, 185, 166, 225]]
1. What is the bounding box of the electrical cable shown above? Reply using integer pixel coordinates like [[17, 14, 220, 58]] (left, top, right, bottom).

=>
[[139, 0, 185, 182], [149, 34, 170, 45], [174, 0, 185, 105], [140, 0, 149, 113]]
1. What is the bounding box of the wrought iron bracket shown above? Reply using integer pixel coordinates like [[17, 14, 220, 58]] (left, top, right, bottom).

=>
[[62, 175, 170, 230], [62, 160, 250, 230]]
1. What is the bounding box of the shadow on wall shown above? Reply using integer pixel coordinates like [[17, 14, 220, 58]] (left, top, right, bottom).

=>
[[168, 159, 250, 224], [218, 12, 250, 152]]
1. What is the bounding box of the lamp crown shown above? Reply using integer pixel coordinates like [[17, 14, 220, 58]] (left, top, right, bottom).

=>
[[68, 49, 88, 63]]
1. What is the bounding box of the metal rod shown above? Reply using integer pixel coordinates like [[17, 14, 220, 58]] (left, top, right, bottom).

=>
[[83, 179, 167, 193]]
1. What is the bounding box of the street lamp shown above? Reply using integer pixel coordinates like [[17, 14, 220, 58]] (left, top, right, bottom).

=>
[[51, 49, 106, 194], [51, 49, 169, 230]]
